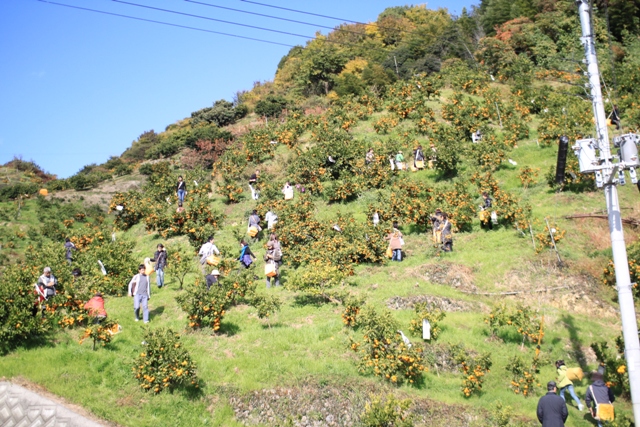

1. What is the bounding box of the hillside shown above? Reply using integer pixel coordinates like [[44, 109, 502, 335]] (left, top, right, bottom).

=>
[[2, 1, 640, 427]]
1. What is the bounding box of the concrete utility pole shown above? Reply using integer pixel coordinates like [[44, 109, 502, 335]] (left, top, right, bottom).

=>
[[573, 1, 640, 424]]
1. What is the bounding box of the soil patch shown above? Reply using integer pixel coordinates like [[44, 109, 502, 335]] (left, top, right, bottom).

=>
[[229, 380, 487, 427], [386, 295, 483, 312], [499, 262, 618, 319], [410, 262, 477, 293]]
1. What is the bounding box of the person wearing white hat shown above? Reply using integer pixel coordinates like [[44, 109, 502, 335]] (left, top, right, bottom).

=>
[[205, 269, 221, 290]]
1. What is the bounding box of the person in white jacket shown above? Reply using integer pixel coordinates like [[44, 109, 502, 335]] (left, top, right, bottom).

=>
[[198, 236, 220, 273], [128, 264, 151, 323]]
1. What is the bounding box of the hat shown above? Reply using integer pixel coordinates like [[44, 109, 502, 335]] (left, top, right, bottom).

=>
[[547, 381, 557, 391], [211, 270, 220, 276], [43, 267, 51, 273]]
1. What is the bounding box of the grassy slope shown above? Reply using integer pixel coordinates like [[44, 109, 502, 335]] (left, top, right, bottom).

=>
[[1, 87, 640, 427]]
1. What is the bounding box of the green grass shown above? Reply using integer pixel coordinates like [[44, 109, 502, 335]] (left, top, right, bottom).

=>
[[2, 86, 640, 427]]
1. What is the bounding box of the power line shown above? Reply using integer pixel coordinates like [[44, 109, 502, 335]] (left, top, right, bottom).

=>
[[36, 0, 296, 47], [184, 0, 356, 35], [112, 0, 390, 53], [239, 0, 364, 25], [239, 0, 416, 35], [112, 0, 314, 40]]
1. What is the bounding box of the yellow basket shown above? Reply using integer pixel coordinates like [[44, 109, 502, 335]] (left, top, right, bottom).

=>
[[206, 255, 221, 266], [566, 367, 584, 381]]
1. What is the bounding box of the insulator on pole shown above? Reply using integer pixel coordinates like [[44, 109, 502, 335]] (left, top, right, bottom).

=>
[[555, 135, 570, 184]]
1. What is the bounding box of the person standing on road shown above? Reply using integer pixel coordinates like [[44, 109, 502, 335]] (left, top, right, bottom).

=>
[[128, 264, 151, 323], [537, 381, 568, 427]]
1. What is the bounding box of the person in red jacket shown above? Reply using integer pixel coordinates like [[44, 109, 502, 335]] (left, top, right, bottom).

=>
[[84, 292, 107, 323]]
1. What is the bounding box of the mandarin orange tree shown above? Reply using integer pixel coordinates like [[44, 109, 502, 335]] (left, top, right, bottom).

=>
[[349, 305, 426, 386], [213, 147, 247, 203], [442, 92, 490, 135], [176, 270, 256, 332], [440, 59, 489, 95], [470, 171, 531, 229], [342, 295, 365, 328], [78, 318, 120, 351], [408, 302, 446, 340], [242, 125, 276, 162], [132, 328, 198, 394], [591, 335, 631, 398], [110, 190, 146, 230], [465, 131, 509, 172], [505, 354, 542, 398], [484, 303, 543, 345], [0, 264, 54, 354], [455, 349, 492, 397], [533, 221, 566, 253]]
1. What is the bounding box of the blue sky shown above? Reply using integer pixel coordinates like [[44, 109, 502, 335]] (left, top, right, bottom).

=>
[[0, 0, 477, 178]]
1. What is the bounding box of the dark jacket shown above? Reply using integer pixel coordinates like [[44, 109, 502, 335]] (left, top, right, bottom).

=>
[[483, 196, 492, 209], [585, 380, 615, 409], [176, 181, 187, 192], [441, 220, 452, 243], [205, 274, 218, 290], [151, 249, 167, 269], [537, 392, 568, 427]]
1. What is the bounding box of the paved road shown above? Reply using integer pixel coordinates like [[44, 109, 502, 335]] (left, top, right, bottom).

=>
[[0, 381, 106, 427]]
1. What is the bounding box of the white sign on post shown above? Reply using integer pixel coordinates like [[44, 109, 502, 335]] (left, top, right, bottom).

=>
[[423, 319, 431, 340]]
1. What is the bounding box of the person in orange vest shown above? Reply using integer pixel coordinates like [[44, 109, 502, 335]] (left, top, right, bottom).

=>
[[84, 292, 107, 323]]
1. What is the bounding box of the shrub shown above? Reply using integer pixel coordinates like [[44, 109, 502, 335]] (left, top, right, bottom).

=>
[[0, 182, 38, 201], [255, 95, 289, 118], [138, 163, 154, 176], [114, 163, 133, 176], [190, 99, 247, 127], [360, 393, 413, 427], [250, 294, 281, 327], [46, 179, 70, 191], [132, 328, 198, 393]]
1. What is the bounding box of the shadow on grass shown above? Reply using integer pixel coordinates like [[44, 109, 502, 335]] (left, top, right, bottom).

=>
[[261, 321, 284, 329], [175, 381, 205, 401], [218, 322, 240, 336], [4, 330, 58, 355], [559, 314, 587, 369], [149, 305, 165, 318], [292, 293, 333, 307]]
